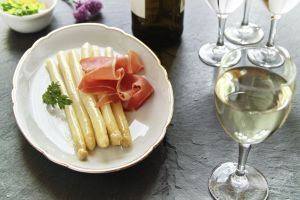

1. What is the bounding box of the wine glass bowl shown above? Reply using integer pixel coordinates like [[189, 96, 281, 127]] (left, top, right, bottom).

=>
[[263, 0, 300, 16], [209, 46, 296, 200], [205, 0, 244, 14]]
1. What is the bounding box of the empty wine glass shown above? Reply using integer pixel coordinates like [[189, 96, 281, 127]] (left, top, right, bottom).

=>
[[199, 0, 244, 67], [210, 46, 296, 200], [225, 0, 264, 45], [248, 0, 300, 68]]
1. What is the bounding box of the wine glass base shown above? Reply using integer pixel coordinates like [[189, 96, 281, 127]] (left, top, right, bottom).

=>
[[199, 43, 237, 67], [247, 46, 285, 68], [209, 162, 269, 200], [225, 23, 264, 45]]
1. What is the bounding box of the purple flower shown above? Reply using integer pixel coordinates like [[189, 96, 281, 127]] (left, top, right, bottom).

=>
[[74, 5, 91, 22], [73, 0, 102, 22], [74, 0, 83, 10], [84, 0, 102, 16]]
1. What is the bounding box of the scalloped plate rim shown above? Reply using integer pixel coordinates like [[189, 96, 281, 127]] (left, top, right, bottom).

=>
[[11, 23, 174, 173]]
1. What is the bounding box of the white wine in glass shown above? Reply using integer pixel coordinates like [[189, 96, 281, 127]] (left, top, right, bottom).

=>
[[209, 46, 296, 200], [199, 0, 244, 67], [248, 0, 300, 68], [215, 67, 293, 144]]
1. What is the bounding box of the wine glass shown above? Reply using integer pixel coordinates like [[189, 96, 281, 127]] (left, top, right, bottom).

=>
[[248, 0, 300, 68], [209, 46, 296, 200], [199, 0, 244, 67], [225, 0, 264, 45]]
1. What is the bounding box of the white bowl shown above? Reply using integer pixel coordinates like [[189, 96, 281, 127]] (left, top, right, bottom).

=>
[[0, 0, 57, 33], [12, 23, 174, 173]]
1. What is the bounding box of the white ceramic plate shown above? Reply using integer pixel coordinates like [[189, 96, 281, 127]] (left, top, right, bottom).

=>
[[12, 23, 174, 173]]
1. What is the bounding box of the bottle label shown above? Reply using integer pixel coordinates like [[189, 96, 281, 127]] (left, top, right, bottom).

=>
[[180, 0, 185, 13], [131, 0, 184, 18], [131, 0, 145, 19]]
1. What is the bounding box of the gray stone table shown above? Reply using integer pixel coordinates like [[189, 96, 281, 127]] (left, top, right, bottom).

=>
[[0, 0, 300, 199]]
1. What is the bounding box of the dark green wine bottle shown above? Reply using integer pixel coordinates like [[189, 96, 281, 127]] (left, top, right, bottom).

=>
[[131, 0, 184, 46]]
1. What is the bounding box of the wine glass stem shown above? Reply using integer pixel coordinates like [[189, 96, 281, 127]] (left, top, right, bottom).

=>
[[266, 15, 281, 47], [216, 14, 228, 46], [236, 143, 251, 176], [241, 0, 252, 26], [229, 144, 252, 189]]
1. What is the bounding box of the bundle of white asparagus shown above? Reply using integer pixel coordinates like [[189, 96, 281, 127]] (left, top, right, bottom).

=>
[[46, 43, 132, 160]]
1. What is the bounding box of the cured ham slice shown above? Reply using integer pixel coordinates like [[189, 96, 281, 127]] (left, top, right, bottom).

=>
[[81, 57, 124, 81], [79, 79, 116, 93], [80, 50, 144, 75], [79, 51, 153, 111], [119, 74, 154, 111], [81, 56, 111, 72], [116, 51, 144, 74], [96, 93, 120, 107]]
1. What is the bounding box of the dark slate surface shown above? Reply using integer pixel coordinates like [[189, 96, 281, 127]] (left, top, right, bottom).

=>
[[0, 0, 300, 199]]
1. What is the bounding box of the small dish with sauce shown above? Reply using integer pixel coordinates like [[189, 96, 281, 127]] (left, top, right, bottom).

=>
[[0, 0, 57, 33]]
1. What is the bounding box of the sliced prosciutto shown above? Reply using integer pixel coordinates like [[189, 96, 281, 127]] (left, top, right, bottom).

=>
[[96, 93, 120, 107], [80, 57, 124, 81], [79, 79, 117, 93], [116, 51, 144, 74], [79, 51, 154, 111], [80, 50, 144, 74], [81, 56, 111, 73], [119, 74, 154, 111]]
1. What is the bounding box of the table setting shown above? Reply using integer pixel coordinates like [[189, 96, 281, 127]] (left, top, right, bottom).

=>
[[1, 0, 300, 199]]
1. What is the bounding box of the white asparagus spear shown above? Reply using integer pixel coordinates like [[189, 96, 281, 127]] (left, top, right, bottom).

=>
[[68, 49, 109, 148], [102, 46, 132, 147], [111, 101, 132, 147], [57, 51, 96, 151], [87, 44, 122, 146], [46, 59, 88, 160]]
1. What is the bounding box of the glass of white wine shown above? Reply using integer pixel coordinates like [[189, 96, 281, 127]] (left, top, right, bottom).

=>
[[248, 0, 300, 68], [199, 0, 244, 67], [210, 46, 296, 200], [225, 0, 264, 45]]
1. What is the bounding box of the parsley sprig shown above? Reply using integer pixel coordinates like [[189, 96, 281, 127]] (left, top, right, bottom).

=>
[[42, 82, 72, 109]]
